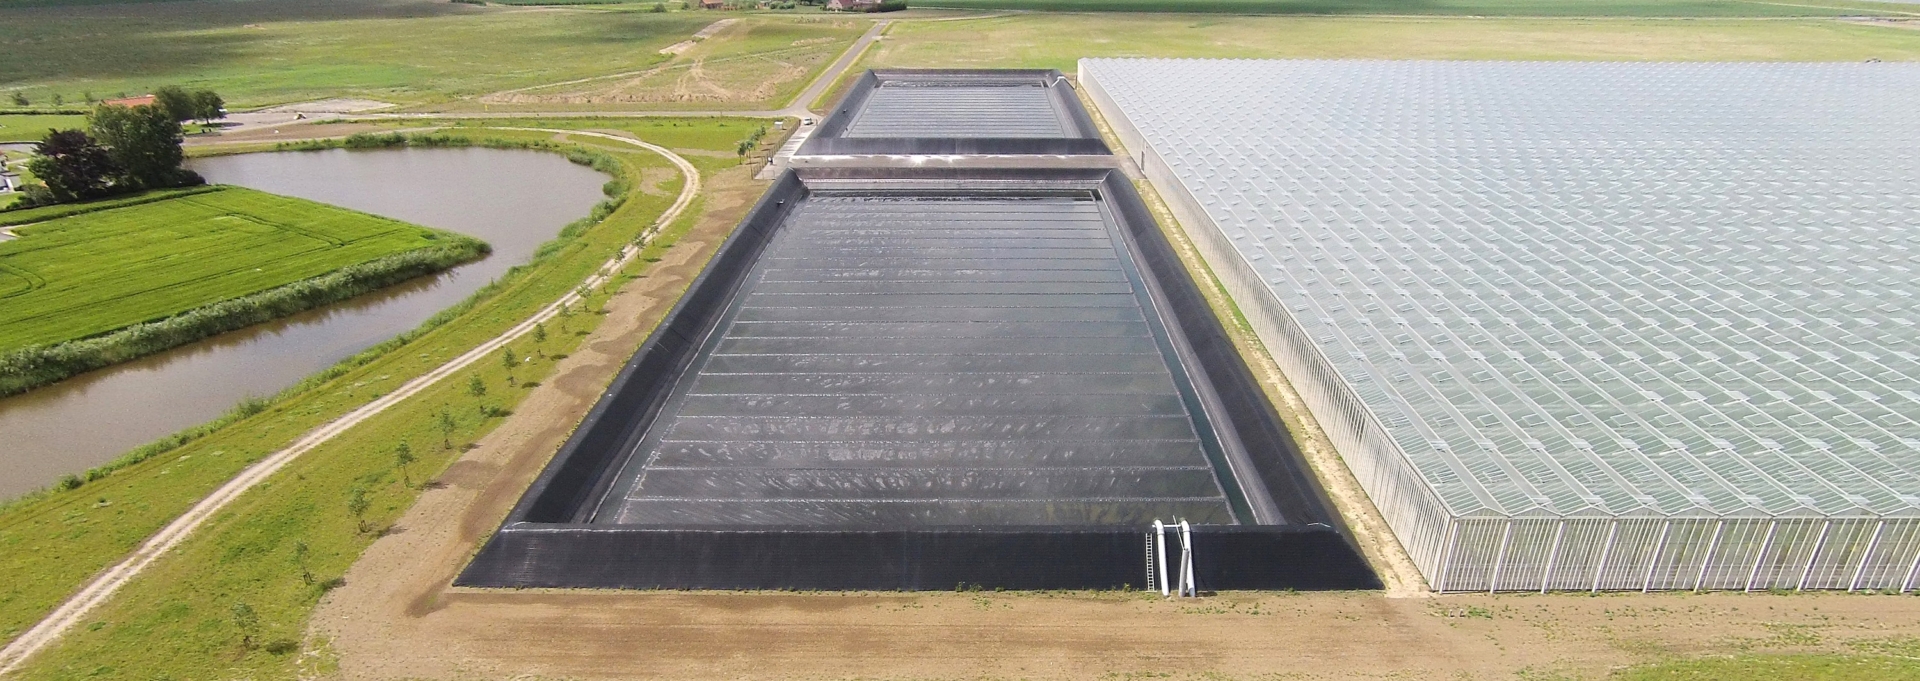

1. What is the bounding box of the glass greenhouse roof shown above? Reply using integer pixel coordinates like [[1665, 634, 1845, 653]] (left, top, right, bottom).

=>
[[1083, 59, 1920, 519]]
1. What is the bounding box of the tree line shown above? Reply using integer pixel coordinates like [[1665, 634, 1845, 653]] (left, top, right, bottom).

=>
[[15, 86, 226, 209]]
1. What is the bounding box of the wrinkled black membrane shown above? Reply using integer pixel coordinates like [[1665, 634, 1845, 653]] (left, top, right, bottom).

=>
[[460, 168, 1379, 590], [797, 70, 1112, 156]]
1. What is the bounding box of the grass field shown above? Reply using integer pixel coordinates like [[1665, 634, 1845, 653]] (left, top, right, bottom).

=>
[[0, 0, 722, 108], [915, 0, 1916, 16], [0, 121, 760, 679], [0, 185, 469, 353], [0, 114, 86, 142], [467, 15, 869, 111], [857, 14, 1920, 70]]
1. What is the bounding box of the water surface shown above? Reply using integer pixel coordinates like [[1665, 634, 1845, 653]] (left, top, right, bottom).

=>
[[0, 147, 609, 499]]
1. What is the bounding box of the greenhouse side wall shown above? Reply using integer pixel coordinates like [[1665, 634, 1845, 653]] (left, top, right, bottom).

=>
[[1440, 517, 1920, 592], [1081, 64, 1457, 589], [1081, 61, 1920, 594]]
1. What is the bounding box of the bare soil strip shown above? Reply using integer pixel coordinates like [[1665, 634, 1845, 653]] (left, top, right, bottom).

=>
[[0, 129, 700, 677]]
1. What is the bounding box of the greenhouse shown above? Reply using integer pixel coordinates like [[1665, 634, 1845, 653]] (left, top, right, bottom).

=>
[[1083, 58, 1920, 591]]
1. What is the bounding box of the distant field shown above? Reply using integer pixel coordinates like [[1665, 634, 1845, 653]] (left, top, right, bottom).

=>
[[0, 0, 717, 108], [862, 14, 1920, 70], [468, 15, 869, 111], [0, 114, 87, 142], [0, 185, 465, 351], [916, 0, 1913, 15]]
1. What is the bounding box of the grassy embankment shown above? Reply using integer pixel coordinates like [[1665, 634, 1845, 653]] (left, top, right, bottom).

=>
[[0, 186, 488, 396], [916, 0, 1915, 15], [0, 119, 761, 680]]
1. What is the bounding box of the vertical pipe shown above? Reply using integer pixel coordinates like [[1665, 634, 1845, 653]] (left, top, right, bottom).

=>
[[1745, 521, 1778, 592], [1797, 521, 1831, 591], [1592, 521, 1620, 593], [1488, 520, 1515, 593], [1851, 521, 1886, 592], [1694, 520, 1725, 593], [1540, 521, 1568, 594], [1154, 520, 1169, 597], [1644, 520, 1672, 593], [1180, 520, 1195, 597]]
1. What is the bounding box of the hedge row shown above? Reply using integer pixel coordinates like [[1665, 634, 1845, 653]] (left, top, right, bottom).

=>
[[0, 238, 488, 397]]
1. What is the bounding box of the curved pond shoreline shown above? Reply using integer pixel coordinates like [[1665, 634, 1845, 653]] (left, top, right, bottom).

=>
[[0, 147, 611, 500]]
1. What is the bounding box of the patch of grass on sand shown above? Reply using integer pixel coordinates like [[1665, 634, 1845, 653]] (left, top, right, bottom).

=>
[[1614, 653, 1920, 680], [916, 0, 1911, 16], [0, 186, 472, 353], [0, 121, 759, 680], [0, 0, 715, 108], [864, 14, 1920, 71], [0, 114, 88, 142]]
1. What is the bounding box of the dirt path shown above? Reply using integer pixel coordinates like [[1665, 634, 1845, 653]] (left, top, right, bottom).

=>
[[311, 163, 767, 679], [0, 129, 700, 677]]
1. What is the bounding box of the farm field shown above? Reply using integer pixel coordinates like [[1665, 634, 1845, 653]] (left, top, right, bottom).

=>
[[916, 0, 1916, 16], [0, 186, 472, 352], [0, 0, 717, 108], [466, 15, 870, 111], [0, 115, 87, 142], [863, 14, 1920, 70]]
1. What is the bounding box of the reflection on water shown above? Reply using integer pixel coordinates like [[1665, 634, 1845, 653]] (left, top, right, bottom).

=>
[[0, 147, 609, 500]]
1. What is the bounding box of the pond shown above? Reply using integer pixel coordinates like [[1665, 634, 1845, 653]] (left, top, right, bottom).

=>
[[0, 146, 611, 500]]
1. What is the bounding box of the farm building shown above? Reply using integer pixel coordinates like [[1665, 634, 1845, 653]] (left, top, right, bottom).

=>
[[1083, 58, 1920, 592]]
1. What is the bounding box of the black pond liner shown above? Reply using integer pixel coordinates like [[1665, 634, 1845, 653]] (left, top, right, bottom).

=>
[[795, 69, 1112, 157], [458, 167, 1379, 591]]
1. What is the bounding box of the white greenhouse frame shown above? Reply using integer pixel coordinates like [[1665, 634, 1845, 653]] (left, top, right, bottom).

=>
[[1081, 58, 1920, 592]]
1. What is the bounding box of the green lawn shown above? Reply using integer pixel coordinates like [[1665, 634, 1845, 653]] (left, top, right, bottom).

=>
[[0, 114, 87, 142], [0, 0, 717, 108], [861, 14, 1920, 70], [0, 185, 466, 352], [915, 0, 1914, 15], [0, 121, 759, 680]]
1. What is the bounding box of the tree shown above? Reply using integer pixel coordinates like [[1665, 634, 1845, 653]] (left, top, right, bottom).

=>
[[9, 92, 26, 106], [501, 347, 517, 387], [191, 90, 226, 124], [465, 373, 486, 398], [26, 129, 117, 203], [437, 408, 457, 450], [394, 441, 416, 488], [231, 601, 260, 651], [151, 86, 196, 123], [347, 486, 371, 533], [292, 540, 314, 585], [88, 103, 187, 189], [50, 93, 63, 106]]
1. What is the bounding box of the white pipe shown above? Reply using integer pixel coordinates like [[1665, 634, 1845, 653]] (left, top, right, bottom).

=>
[[1154, 520, 1169, 597], [1180, 520, 1195, 597]]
